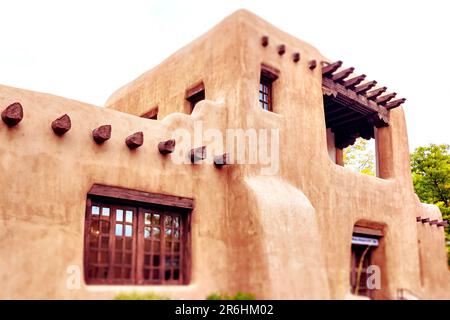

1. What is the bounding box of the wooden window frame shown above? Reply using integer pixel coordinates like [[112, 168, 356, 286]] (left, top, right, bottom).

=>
[[186, 82, 205, 113], [140, 106, 158, 120], [84, 184, 193, 285], [259, 65, 278, 112]]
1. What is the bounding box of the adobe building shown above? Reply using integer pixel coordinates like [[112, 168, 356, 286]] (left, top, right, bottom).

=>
[[0, 10, 448, 299]]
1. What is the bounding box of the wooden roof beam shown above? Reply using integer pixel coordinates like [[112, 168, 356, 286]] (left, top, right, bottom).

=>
[[385, 98, 406, 110], [366, 86, 387, 100], [376, 92, 397, 105], [322, 60, 343, 76], [342, 74, 366, 89], [331, 67, 355, 82], [354, 80, 377, 94]]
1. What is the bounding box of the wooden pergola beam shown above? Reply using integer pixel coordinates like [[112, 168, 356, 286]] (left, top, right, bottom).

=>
[[376, 92, 397, 105], [331, 67, 355, 82], [366, 87, 387, 100], [385, 98, 406, 110], [354, 81, 377, 94], [322, 60, 343, 75], [342, 74, 366, 89]]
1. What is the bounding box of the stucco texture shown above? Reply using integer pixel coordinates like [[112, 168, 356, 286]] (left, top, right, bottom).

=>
[[0, 9, 449, 299]]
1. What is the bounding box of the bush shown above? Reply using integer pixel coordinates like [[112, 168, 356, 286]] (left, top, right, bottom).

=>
[[114, 291, 170, 300], [206, 292, 255, 300]]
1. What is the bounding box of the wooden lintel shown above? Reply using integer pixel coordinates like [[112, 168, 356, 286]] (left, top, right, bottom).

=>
[[327, 112, 367, 128], [158, 139, 176, 155], [125, 131, 144, 149], [342, 74, 366, 89], [376, 92, 397, 105], [1, 102, 23, 127], [322, 60, 343, 75], [385, 98, 406, 110], [354, 81, 377, 94], [190, 146, 207, 163], [92, 125, 112, 144], [88, 184, 194, 210], [51, 114, 71, 135], [366, 87, 387, 100], [331, 67, 355, 82]]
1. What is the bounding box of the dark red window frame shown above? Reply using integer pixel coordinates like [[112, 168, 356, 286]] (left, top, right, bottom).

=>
[[259, 66, 278, 112], [84, 184, 193, 285], [186, 82, 205, 113]]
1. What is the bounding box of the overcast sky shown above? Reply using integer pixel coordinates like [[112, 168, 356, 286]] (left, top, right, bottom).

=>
[[0, 0, 448, 150]]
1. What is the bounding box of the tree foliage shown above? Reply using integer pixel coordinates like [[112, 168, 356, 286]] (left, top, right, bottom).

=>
[[343, 138, 376, 176], [411, 144, 450, 264]]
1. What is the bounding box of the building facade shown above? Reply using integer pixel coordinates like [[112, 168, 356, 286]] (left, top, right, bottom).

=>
[[0, 10, 448, 299]]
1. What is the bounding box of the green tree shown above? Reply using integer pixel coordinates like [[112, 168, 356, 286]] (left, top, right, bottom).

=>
[[343, 137, 376, 176], [411, 144, 450, 264]]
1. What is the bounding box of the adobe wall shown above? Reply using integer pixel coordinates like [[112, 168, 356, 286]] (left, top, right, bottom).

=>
[[0, 9, 448, 299]]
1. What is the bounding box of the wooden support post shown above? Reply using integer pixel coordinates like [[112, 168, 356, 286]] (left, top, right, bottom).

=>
[[92, 125, 112, 144], [158, 139, 176, 155], [190, 146, 206, 163], [1, 102, 23, 127], [126, 131, 144, 149], [51, 114, 71, 135], [214, 153, 230, 167]]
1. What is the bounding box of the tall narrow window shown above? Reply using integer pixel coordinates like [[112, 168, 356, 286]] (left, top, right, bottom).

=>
[[259, 65, 278, 112], [84, 185, 193, 285], [186, 82, 205, 113]]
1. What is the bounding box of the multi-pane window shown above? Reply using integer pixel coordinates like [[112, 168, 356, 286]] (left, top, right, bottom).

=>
[[85, 198, 190, 285], [259, 78, 272, 111], [259, 67, 278, 112]]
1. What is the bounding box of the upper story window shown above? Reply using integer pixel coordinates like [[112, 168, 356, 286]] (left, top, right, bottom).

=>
[[84, 184, 193, 285], [259, 65, 278, 112], [186, 82, 205, 113]]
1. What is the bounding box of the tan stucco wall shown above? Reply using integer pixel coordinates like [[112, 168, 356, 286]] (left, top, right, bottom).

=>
[[0, 9, 448, 299]]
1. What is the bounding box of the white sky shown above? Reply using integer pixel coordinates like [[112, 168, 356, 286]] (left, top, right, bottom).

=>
[[0, 0, 449, 150]]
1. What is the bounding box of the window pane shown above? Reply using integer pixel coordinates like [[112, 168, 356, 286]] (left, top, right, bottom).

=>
[[115, 224, 123, 236], [174, 217, 180, 228], [153, 227, 161, 239], [144, 227, 151, 239], [125, 225, 132, 237], [91, 206, 100, 215], [102, 207, 110, 216], [125, 211, 133, 223], [164, 215, 172, 227], [144, 213, 151, 225], [153, 214, 160, 225], [116, 210, 123, 222], [153, 255, 160, 267], [174, 242, 180, 252]]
